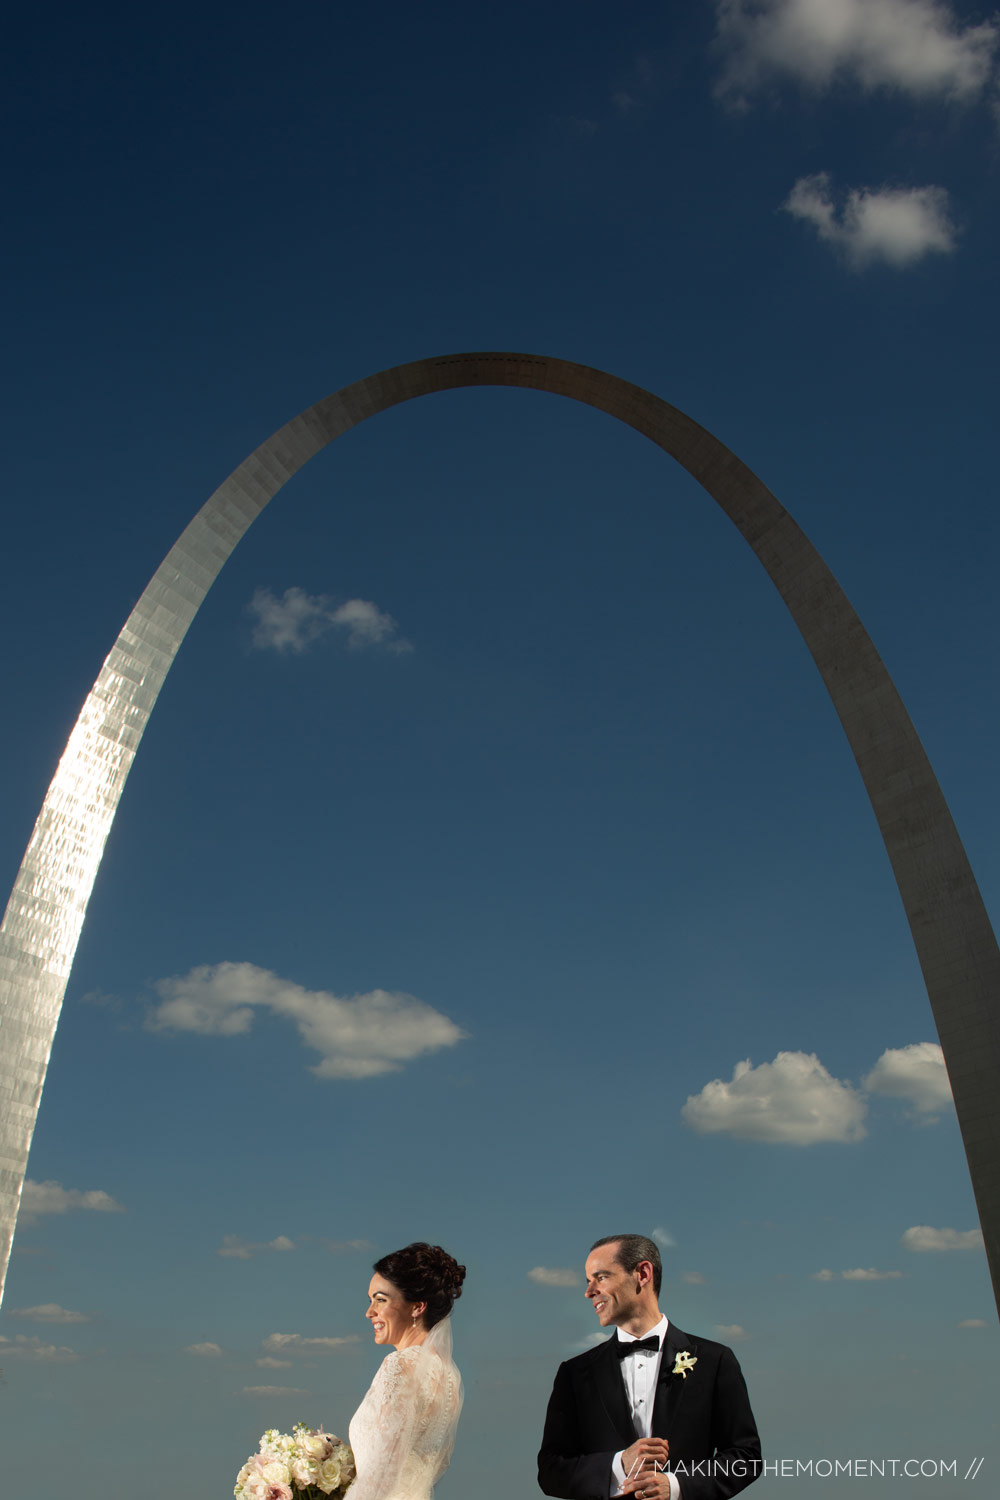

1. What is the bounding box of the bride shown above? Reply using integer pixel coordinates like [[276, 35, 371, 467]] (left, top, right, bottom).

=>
[[346, 1243, 465, 1500]]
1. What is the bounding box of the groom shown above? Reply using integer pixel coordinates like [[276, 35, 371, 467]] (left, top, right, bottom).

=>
[[537, 1235, 761, 1500]]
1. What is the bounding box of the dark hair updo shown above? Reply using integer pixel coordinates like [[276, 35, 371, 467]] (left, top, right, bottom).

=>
[[373, 1242, 466, 1328]]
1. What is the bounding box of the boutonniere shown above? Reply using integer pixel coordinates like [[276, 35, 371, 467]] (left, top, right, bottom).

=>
[[672, 1351, 697, 1378]]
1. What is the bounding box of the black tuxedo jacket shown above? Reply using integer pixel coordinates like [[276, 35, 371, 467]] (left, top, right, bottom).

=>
[[537, 1324, 761, 1500]]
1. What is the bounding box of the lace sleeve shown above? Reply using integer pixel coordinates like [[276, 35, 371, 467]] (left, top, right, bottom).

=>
[[347, 1348, 427, 1500]]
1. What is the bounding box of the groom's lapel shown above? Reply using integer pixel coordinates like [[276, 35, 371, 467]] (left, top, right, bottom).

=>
[[590, 1335, 636, 1441], [652, 1324, 697, 1438]]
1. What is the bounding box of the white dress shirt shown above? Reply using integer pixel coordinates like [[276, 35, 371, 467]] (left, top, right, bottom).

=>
[[610, 1317, 681, 1500]]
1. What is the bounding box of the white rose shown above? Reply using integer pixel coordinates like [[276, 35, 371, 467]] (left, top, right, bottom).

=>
[[260, 1459, 292, 1485], [316, 1457, 342, 1494], [303, 1432, 334, 1460], [291, 1456, 319, 1486]]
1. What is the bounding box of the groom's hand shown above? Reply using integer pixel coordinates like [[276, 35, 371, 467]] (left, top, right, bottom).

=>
[[621, 1437, 669, 1483], [621, 1472, 671, 1500]]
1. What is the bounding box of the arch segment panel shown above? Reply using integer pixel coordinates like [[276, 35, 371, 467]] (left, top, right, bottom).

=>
[[1, 352, 997, 1308]]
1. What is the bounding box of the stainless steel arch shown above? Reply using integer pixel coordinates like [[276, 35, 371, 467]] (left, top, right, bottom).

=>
[[1, 351, 998, 1310]]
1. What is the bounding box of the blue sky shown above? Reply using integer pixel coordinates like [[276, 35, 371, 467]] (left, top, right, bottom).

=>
[[1, 1, 998, 1494]]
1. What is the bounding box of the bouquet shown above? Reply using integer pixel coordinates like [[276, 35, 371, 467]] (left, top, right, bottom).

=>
[[235, 1423, 356, 1500]]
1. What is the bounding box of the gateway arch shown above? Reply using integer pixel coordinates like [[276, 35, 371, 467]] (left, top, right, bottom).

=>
[[0, 352, 997, 1311]]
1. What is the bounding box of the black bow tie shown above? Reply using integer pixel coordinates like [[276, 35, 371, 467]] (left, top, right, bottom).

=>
[[615, 1335, 660, 1358]]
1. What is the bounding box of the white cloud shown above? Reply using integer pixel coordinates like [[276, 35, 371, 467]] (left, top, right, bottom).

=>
[[864, 1041, 953, 1115], [814, 1264, 902, 1281], [330, 598, 412, 652], [217, 1235, 295, 1260], [958, 1319, 988, 1328], [18, 1179, 126, 1226], [682, 1271, 706, 1285], [243, 1385, 308, 1398], [249, 586, 331, 652], [528, 1267, 581, 1287], [715, 1324, 749, 1341], [184, 1341, 223, 1357], [841, 1267, 903, 1280], [715, 0, 998, 103], [262, 1333, 360, 1357], [256, 1356, 293, 1369], [8, 1304, 90, 1324], [0, 1334, 81, 1363], [574, 1331, 611, 1350], [651, 1227, 676, 1250], [148, 962, 466, 1080], [249, 587, 412, 655], [611, 53, 657, 114], [783, 173, 957, 267], [902, 1225, 985, 1252], [682, 1051, 867, 1144]]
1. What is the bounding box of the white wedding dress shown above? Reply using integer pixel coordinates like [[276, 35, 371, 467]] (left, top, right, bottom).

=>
[[348, 1318, 463, 1500]]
